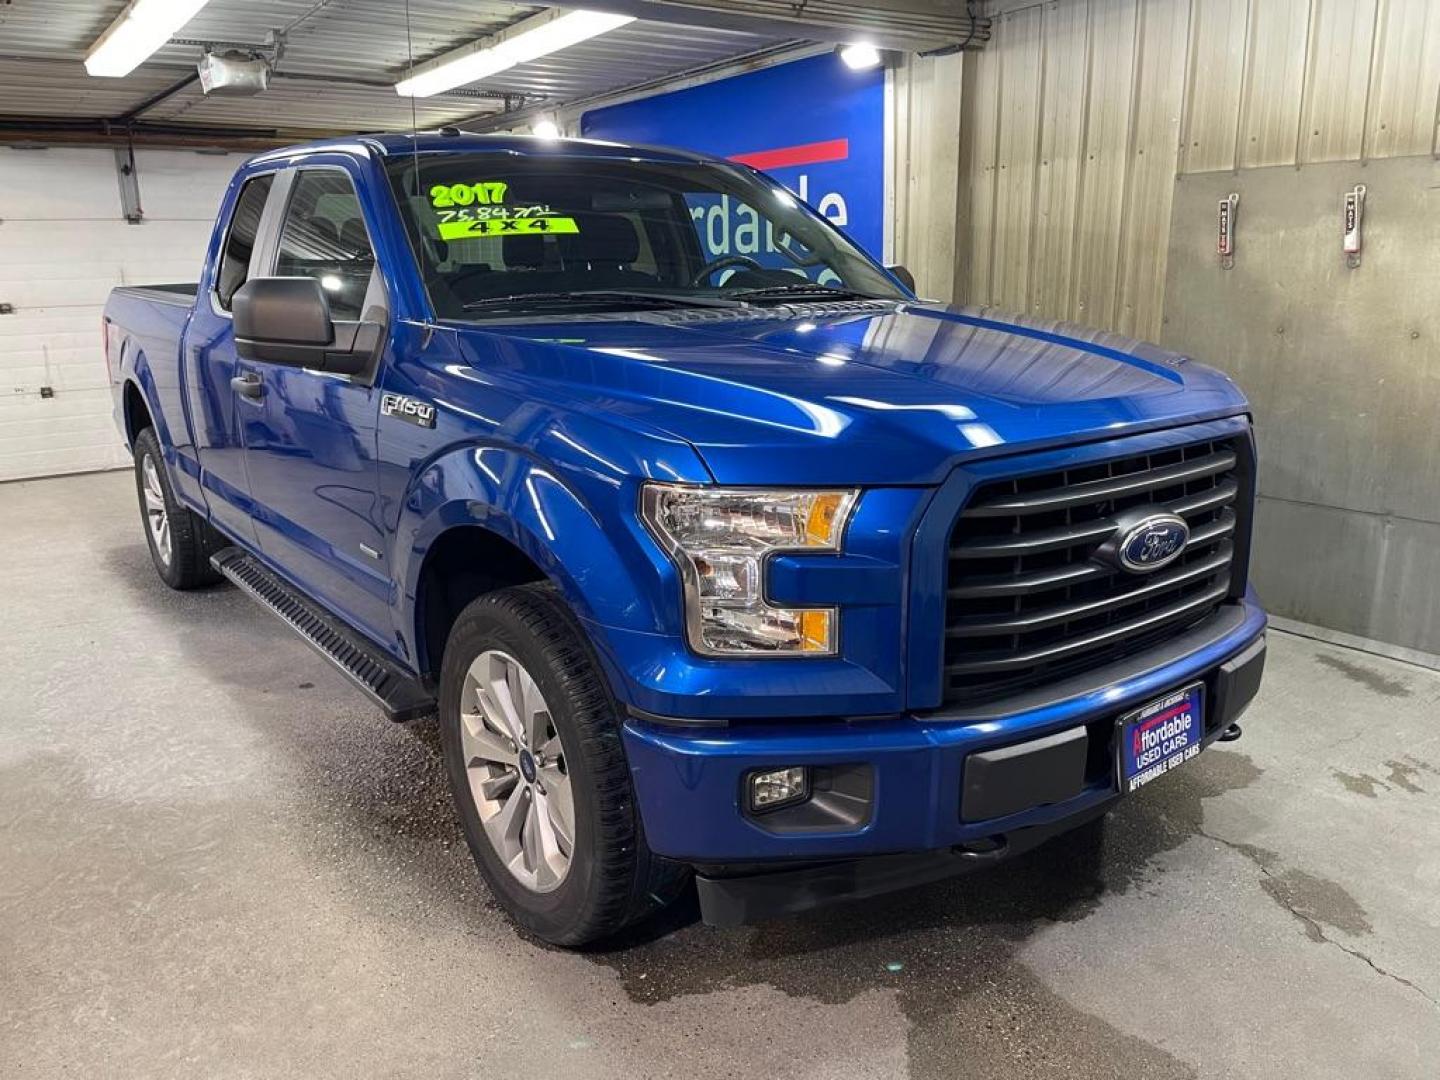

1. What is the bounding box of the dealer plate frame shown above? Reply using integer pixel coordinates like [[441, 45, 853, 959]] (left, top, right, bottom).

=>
[[1115, 681, 1206, 795]]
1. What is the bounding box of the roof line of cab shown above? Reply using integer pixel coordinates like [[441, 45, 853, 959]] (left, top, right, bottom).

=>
[[245, 130, 724, 169]]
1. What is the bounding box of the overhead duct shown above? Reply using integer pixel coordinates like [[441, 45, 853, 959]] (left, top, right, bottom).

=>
[[197, 51, 271, 96]]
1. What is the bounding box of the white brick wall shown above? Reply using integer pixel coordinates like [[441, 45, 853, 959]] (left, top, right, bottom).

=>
[[0, 147, 238, 481]]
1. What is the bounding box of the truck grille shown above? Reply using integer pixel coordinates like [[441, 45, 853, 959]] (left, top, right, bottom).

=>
[[943, 435, 1249, 707]]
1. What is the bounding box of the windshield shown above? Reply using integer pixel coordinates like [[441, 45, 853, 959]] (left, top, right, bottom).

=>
[[385, 152, 905, 319]]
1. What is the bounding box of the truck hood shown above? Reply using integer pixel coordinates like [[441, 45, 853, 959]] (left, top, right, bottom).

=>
[[452, 302, 1249, 486]]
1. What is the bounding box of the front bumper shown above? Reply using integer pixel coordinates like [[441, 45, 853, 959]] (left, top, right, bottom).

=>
[[623, 596, 1266, 920]]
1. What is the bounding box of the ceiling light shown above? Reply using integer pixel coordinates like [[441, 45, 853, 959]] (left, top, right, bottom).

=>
[[839, 42, 882, 71], [396, 9, 635, 98], [532, 118, 562, 139], [85, 0, 213, 78]]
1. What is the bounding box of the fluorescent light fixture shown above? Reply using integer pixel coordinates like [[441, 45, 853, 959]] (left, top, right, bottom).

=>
[[839, 42, 882, 71], [396, 9, 634, 98], [85, 0, 212, 78], [532, 118, 562, 139]]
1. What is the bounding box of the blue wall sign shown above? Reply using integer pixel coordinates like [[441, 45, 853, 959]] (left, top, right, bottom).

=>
[[580, 53, 887, 262]]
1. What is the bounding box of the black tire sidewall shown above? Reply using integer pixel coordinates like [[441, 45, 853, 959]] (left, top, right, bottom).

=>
[[133, 428, 185, 589], [132, 428, 225, 590], [438, 590, 613, 943]]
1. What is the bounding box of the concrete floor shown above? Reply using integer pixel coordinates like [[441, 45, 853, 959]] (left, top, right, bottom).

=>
[[2, 470, 1438, 1080]]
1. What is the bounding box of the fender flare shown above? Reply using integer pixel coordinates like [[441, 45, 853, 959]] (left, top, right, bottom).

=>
[[121, 346, 175, 455], [390, 443, 681, 666]]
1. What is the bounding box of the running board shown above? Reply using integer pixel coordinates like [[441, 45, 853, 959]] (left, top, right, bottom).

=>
[[211, 547, 435, 722]]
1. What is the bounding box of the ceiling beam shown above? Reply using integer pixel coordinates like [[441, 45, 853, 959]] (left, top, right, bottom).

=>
[[574, 1, 988, 53], [0, 117, 297, 151]]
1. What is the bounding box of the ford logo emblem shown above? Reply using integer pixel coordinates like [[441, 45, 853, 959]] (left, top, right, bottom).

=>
[[1109, 513, 1190, 574]]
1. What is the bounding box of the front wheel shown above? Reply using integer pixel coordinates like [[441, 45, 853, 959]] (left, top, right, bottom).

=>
[[132, 427, 223, 590], [438, 584, 687, 946]]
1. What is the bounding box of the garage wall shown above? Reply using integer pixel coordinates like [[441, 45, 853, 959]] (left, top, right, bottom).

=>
[[0, 148, 237, 482], [956, 0, 1440, 340], [1165, 157, 1440, 656], [887, 50, 965, 301]]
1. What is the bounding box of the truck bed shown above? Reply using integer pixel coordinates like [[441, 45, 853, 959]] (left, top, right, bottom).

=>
[[110, 283, 198, 306]]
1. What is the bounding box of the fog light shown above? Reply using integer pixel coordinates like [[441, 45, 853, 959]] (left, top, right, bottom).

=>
[[748, 766, 809, 813]]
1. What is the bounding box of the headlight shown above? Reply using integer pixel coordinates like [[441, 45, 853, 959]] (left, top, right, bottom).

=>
[[640, 484, 858, 656]]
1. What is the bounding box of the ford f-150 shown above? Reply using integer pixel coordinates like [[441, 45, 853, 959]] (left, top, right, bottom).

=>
[[105, 132, 1267, 946]]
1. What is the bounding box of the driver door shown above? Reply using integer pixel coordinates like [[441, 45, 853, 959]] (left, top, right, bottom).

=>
[[236, 165, 394, 645]]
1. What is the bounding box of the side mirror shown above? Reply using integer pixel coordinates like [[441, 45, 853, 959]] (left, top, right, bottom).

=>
[[233, 277, 377, 376], [886, 264, 917, 294]]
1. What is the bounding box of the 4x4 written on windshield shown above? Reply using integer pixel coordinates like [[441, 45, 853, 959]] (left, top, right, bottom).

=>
[[428, 180, 579, 241]]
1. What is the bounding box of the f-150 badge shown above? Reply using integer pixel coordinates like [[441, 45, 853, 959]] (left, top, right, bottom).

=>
[[381, 393, 436, 429]]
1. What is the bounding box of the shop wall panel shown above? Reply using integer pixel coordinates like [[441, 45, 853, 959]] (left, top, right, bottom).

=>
[[0, 148, 234, 481]]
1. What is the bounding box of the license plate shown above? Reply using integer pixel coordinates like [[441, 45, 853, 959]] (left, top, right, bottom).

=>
[[1116, 682, 1205, 794]]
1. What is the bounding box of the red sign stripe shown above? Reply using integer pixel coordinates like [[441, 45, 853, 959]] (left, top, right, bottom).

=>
[[728, 138, 850, 170], [1139, 702, 1192, 731]]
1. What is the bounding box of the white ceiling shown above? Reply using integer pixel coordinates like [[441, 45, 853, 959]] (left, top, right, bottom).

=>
[[0, 0, 980, 143], [0, 0, 793, 139]]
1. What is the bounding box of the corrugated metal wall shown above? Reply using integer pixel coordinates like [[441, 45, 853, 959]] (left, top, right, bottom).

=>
[[957, 0, 1440, 339], [888, 51, 965, 299]]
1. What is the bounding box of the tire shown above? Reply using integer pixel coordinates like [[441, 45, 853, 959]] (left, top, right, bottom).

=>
[[132, 427, 224, 590], [438, 583, 688, 946]]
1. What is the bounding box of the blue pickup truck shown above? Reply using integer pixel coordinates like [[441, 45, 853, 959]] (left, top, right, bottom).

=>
[[105, 132, 1267, 945]]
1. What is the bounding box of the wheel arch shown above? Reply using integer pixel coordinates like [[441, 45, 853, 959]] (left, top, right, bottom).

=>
[[122, 378, 153, 449], [396, 444, 678, 683], [119, 345, 175, 456], [412, 523, 549, 681]]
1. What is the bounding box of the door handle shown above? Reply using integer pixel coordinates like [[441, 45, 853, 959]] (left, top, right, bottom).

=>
[[231, 372, 263, 400]]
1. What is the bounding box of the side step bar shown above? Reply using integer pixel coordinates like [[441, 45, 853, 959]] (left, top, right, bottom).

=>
[[211, 546, 435, 721]]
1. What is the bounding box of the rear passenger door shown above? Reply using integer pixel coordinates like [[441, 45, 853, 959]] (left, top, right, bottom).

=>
[[184, 171, 275, 543], [236, 166, 393, 644]]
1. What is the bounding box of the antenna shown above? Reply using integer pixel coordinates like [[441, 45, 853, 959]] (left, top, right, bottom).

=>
[[404, 0, 421, 193]]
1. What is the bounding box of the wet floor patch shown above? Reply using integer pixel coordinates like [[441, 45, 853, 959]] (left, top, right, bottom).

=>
[[1384, 759, 1428, 794], [1332, 770, 1388, 797], [1259, 867, 1373, 942], [1332, 755, 1434, 799], [1314, 653, 1412, 698], [588, 749, 1264, 1080]]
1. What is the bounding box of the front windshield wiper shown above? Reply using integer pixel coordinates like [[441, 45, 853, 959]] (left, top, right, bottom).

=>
[[461, 290, 744, 313], [728, 283, 891, 303]]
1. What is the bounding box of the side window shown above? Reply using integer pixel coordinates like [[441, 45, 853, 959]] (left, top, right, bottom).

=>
[[273, 171, 377, 321], [215, 174, 274, 310]]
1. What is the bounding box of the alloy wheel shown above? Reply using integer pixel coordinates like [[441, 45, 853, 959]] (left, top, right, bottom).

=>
[[141, 454, 171, 566], [459, 649, 575, 893]]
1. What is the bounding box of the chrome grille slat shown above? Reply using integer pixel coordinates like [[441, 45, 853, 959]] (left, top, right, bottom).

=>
[[951, 519, 1117, 558], [1186, 512, 1237, 547], [963, 449, 1238, 517], [947, 546, 1233, 637], [942, 434, 1249, 707], [950, 478, 1239, 560], [947, 561, 1106, 600], [945, 583, 1231, 676], [1168, 477, 1238, 517], [948, 509, 1236, 599]]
